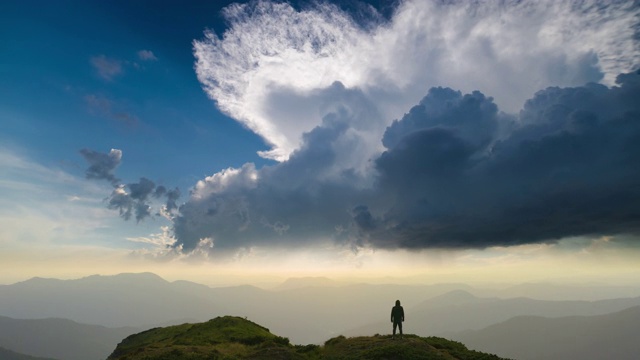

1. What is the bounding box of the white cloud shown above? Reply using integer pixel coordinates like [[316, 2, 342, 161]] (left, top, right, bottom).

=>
[[127, 226, 174, 247], [194, 0, 639, 161], [192, 163, 259, 200]]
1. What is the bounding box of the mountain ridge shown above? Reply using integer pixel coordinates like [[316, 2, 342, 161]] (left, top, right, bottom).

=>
[[107, 316, 509, 360]]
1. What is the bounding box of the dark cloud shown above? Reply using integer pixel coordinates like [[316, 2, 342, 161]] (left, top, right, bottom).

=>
[[153, 185, 167, 197], [79, 148, 122, 186], [107, 186, 133, 221], [357, 69, 640, 249], [164, 188, 181, 212], [172, 120, 364, 253], [80, 150, 181, 223], [155, 185, 181, 213], [172, 84, 382, 252], [128, 177, 155, 201], [382, 87, 502, 150]]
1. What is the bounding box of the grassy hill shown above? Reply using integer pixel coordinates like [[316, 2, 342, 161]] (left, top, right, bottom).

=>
[[108, 316, 509, 360]]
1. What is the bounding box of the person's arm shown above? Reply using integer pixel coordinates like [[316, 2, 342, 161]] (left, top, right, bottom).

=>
[[401, 307, 404, 322], [390, 308, 394, 322]]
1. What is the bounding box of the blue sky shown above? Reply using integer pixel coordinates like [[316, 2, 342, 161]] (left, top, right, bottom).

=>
[[1, 0, 639, 285], [1, 0, 272, 189]]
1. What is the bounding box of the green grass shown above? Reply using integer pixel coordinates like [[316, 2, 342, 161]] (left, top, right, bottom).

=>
[[108, 317, 510, 360], [109, 316, 293, 360], [322, 334, 455, 360]]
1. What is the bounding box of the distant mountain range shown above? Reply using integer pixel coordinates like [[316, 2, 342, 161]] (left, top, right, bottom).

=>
[[274, 276, 347, 290], [344, 289, 640, 336], [1, 272, 640, 359], [450, 305, 640, 360], [0, 272, 475, 344]]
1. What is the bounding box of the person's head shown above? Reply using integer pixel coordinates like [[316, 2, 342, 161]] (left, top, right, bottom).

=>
[[395, 300, 401, 306]]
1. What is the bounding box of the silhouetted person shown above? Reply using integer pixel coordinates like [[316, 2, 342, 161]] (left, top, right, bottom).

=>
[[391, 299, 404, 339]]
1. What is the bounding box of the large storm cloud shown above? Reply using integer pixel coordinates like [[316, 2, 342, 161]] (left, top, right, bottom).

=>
[[170, 69, 640, 252], [84, 0, 640, 254]]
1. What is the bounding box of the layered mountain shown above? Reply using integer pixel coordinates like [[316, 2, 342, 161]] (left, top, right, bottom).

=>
[[345, 289, 640, 336], [0, 316, 137, 360], [0, 347, 57, 360], [0, 273, 225, 328], [2, 272, 640, 351], [0, 273, 473, 344], [450, 305, 640, 360]]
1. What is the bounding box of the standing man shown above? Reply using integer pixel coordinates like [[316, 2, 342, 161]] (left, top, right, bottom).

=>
[[391, 299, 404, 339]]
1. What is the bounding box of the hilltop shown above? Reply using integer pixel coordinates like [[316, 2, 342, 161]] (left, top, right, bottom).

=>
[[108, 316, 508, 360]]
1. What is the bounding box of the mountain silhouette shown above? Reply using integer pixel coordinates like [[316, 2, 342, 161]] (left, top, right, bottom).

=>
[[0, 316, 136, 360], [451, 305, 640, 360], [0, 347, 57, 360]]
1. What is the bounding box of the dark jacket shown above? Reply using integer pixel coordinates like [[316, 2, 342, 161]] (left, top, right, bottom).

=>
[[391, 305, 404, 323]]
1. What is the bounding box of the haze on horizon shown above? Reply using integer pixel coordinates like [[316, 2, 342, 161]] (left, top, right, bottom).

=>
[[1, 0, 640, 289]]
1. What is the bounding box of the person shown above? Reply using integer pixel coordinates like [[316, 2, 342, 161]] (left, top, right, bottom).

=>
[[390, 299, 404, 339]]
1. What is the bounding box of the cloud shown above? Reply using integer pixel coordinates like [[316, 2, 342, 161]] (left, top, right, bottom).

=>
[[137, 50, 158, 61], [357, 69, 640, 249], [80, 150, 182, 223], [194, 0, 638, 161], [170, 69, 640, 253], [90, 55, 123, 81], [172, 83, 389, 253], [85, 1, 639, 255], [79, 148, 122, 186], [84, 94, 139, 127], [154, 186, 181, 213]]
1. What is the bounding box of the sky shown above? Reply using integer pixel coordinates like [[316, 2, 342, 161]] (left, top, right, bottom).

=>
[[1, 0, 640, 287]]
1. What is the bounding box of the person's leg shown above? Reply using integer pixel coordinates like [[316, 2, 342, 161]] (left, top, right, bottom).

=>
[[392, 321, 397, 338], [398, 321, 403, 338]]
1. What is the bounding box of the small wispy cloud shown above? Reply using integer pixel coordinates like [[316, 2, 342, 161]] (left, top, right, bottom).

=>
[[90, 55, 122, 81], [137, 50, 158, 61], [127, 226, 175, 247], [84, 94, 139, 127]]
